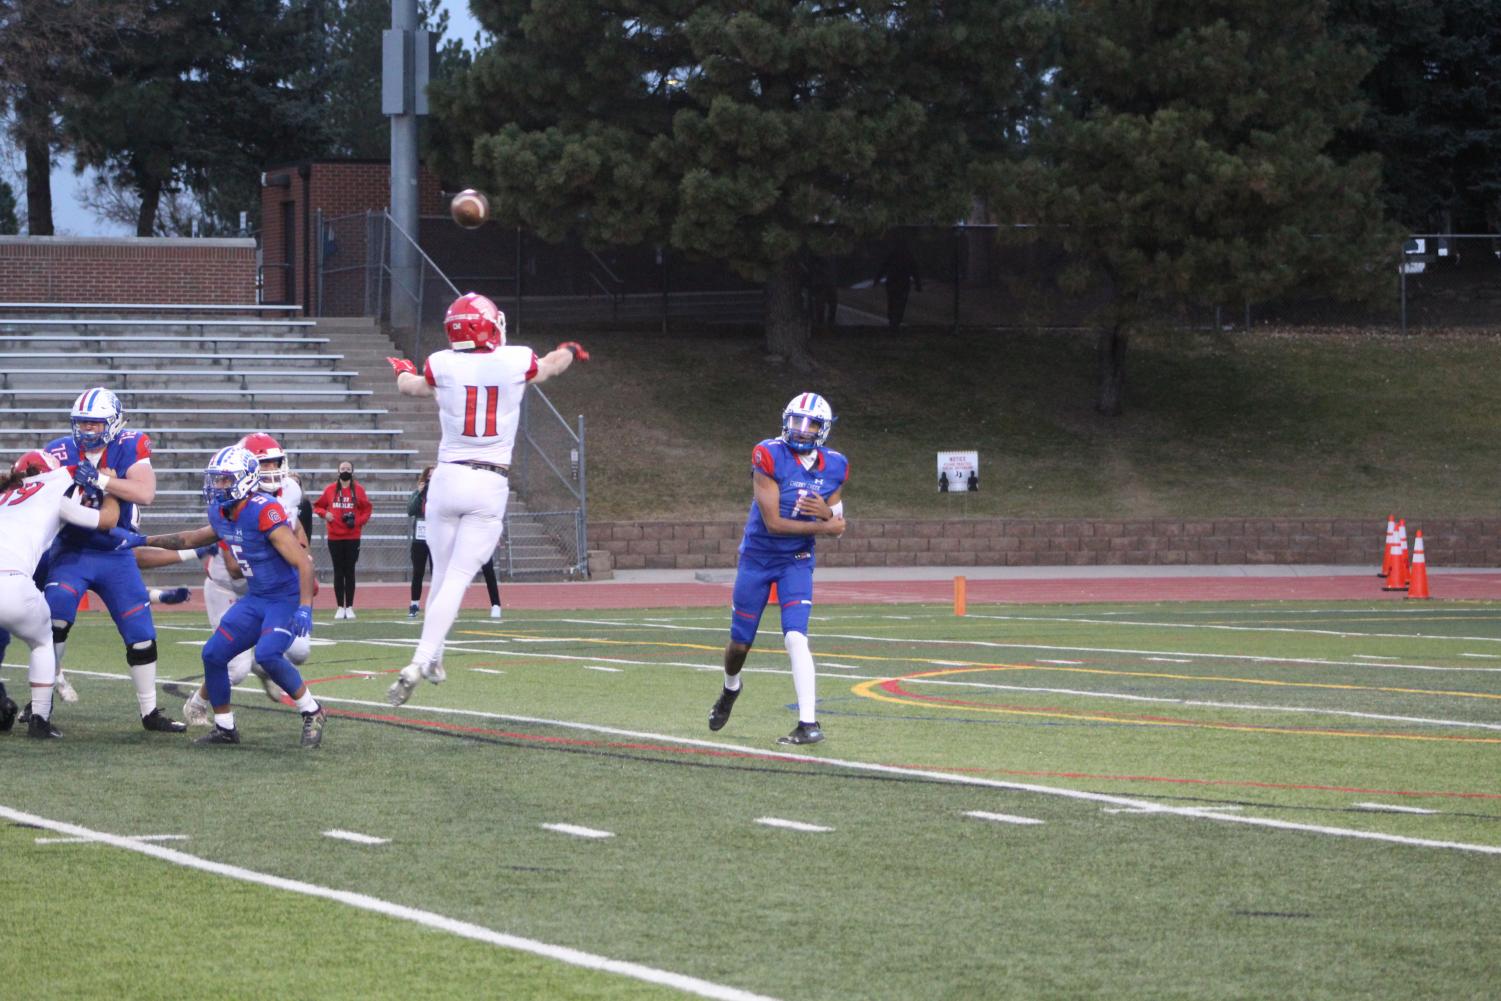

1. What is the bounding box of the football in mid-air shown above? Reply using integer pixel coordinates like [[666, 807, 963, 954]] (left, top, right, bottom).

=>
[[450, 189, 490, 229]]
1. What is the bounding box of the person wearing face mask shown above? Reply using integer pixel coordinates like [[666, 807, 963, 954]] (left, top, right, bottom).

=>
[[312, 460, 371, 619]]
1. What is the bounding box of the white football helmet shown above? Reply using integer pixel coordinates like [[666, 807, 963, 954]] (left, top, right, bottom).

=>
[[203, 445, 260, 507], [780, 393, 835, 453], [238, 432, 288, 492], [71, 387, 126, 450]]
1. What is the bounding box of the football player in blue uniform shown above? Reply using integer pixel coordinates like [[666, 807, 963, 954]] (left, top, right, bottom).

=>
[[709, 393, 848, 745], [140, 446, 325, 747], [41, 388, 184, 732]]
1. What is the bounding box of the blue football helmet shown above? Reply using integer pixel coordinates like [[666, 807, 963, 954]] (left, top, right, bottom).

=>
[[70, 388, 126, 450], [202, 445, 260, 507], [780, 393, 835, 453]]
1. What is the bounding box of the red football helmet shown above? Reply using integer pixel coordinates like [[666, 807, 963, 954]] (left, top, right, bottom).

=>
[[237, 432, 288, 491], [444, 292, 505, 351], [11, 449, 59, 477]]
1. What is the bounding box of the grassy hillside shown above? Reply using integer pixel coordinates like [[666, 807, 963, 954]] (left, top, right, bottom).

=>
[[536, 323, 1501, 522]]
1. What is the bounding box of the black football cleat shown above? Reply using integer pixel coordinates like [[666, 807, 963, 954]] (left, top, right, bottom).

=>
[[777, 721, 824, 746], [194, 724, 241, 746], [300, 707, 327, 749], [15, 700, 30, 725], [27, 714, 62, 739], [141, 708, 187, 733], [153, 586, 192, 605], [0, 693, 17, 733], [708, 685, 741, 732]]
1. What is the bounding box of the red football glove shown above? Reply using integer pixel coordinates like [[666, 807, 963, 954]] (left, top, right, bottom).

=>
[[558, 341, 590, 362], [387, 356, 417, 377]]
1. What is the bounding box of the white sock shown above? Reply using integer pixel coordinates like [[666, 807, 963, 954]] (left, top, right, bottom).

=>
[[31, 684, 54, 721], [294, 691, 319, 714], [148, 588, 164, 603], [214, 711, 236, 730], [784, 631, 817, 723], [129, 661, 158, 716], [723, 673, 742, 692]]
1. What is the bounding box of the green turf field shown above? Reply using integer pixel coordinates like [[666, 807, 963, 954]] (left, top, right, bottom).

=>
[[3, 602, 1500, 1000]]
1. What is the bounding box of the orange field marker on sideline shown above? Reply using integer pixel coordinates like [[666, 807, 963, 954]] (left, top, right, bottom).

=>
[[954, 576, 967, 616], [80, 591, 90, 611], [1407, 531, 1432, 599], [768, 583, 778, 604], [1382, 534, 1409, 591], [1379, 514, 1396, 577]]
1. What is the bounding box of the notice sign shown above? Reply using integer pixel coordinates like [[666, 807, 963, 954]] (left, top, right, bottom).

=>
[[937, 451, 979, 493]]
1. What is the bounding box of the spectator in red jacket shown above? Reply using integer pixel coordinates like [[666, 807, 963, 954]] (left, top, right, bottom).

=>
[[313, 461, 372, 620]]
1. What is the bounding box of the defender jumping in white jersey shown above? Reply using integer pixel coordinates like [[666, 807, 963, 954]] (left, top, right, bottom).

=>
[[0, 450, 143, 738], [383, 292, 589, 706]]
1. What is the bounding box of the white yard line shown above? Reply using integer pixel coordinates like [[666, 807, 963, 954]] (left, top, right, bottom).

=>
[[1352, 655, 1399, 661], [1460, 653, 1501, 659], [1353, 803, 1440, 815], [0, 806, 781, 1001], [583, 666, 624, 673], [36, 834, 188, 845], [323, 830, 391, 845], [541, 823, 615, 839], [965, 612, 1501, 647], [964, 811, 1043, 826], [755, 818, 833, 833], [470, 668, 506, 675]]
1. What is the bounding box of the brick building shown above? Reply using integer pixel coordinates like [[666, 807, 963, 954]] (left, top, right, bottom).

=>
[[259, 159, 446, 310]]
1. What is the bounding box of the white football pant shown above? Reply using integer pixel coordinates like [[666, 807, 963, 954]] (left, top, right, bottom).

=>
[[0, 571, 57, 689], [411, 462, 508, 668]]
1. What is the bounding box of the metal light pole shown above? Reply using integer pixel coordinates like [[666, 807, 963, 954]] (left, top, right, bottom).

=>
[[383, 0, 430, 329]]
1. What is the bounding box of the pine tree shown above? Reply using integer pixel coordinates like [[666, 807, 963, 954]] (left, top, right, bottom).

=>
[[430, 1, 1038, 369], [989, 0, 1399, 415]]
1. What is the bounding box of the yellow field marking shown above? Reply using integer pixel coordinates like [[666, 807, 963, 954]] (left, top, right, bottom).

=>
[[852, 669, 1501, 744]]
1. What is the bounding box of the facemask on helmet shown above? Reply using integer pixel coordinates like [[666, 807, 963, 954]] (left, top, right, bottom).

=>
[[780, 393, 835, 453], [202, 445, 260, 507], [237, 432, 288, 492], [70, 387, 126, 451]]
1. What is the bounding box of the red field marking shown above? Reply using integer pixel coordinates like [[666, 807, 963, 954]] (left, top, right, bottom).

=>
[[125, 571, 1501, 613]]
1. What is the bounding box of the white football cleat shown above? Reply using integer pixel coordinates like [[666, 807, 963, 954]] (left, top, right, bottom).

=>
[[386, 665, 421, 706], [490, 605, 502, 620], [182, 692, 211, 727], [420, 661, 446, 685], [55, 671, 79, 703]]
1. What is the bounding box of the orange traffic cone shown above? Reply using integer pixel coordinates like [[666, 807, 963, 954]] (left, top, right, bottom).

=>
[[80, 591, 91, 611], [1382, 536, 1409, 591], [1406, 531, 1431, 599], [1379, 515, 1396, 577], [768, 583, 779, 604]]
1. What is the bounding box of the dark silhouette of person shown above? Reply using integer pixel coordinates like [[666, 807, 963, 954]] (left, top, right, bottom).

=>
[[967, 470, 978, 492], [875, 240, 922, 329], [808, 255, 838, 329], [938, 471, 950, 493]]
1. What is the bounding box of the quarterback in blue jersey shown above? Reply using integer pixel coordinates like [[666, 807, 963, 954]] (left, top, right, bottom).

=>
[[708, 393, 848, 746], [40, 388, 185, 732], [141, 446, 326, 748]]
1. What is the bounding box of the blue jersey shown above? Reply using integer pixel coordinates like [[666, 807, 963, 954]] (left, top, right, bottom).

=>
[[738, 439, 849, 557], [207, 494, 301, 599], [44, 430, 153, 542]]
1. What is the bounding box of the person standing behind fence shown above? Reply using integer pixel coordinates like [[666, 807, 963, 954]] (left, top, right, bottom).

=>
[[408, 464, 504, 621], [384, 291, 588, 707], [875, 239, 922, 329], [313, 460, 371, 620]]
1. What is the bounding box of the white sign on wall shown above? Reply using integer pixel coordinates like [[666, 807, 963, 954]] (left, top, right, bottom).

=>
[[937, 451, 979, 493]]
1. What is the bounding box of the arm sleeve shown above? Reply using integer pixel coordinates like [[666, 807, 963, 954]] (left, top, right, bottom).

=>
[[312, 485, 331, 517], [58, 488, 103, 530]]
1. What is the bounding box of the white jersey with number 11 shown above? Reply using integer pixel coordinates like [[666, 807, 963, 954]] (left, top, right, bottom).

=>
[[423, 345, 538, 465]]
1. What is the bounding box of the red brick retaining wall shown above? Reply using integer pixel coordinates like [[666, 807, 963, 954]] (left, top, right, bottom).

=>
[[0, 236, 257, 303], [590, 518, 1501, 570]]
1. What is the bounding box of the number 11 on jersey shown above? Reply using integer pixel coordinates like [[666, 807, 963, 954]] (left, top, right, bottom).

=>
[[463, 385, 500, 437]]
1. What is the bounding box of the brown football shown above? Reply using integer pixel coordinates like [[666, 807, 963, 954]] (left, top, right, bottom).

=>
[[450, 189, 490, 229]]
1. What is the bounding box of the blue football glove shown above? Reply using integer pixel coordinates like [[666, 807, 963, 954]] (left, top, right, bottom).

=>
[[194, 543, 219, 558], [292, 604, 314, 637], [73, 459, 101, 492], [108, 527, 146, 550]]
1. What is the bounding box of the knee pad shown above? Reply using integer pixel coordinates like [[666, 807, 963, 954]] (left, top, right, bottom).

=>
[[784, 630, 810, 658], [126, 639, 158, 666], [287, 635, 312, 665], [226, 650, 255, 685], [52, 619, 72, 644]]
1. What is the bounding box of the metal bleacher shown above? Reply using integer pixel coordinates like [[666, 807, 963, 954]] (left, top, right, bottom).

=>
[[0, 307, 586, 582]]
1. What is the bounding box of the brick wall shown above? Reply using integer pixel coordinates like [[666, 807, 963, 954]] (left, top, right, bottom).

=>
[[260, 159, 446, 311], [589, 518, 1501, 570], [0, 236, 257, 303]]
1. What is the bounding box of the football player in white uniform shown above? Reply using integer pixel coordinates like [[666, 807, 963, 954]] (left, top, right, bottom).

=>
[[0, 450, 143, 738], [134, 433, 313, 724], [382, 292, 588, 706]]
